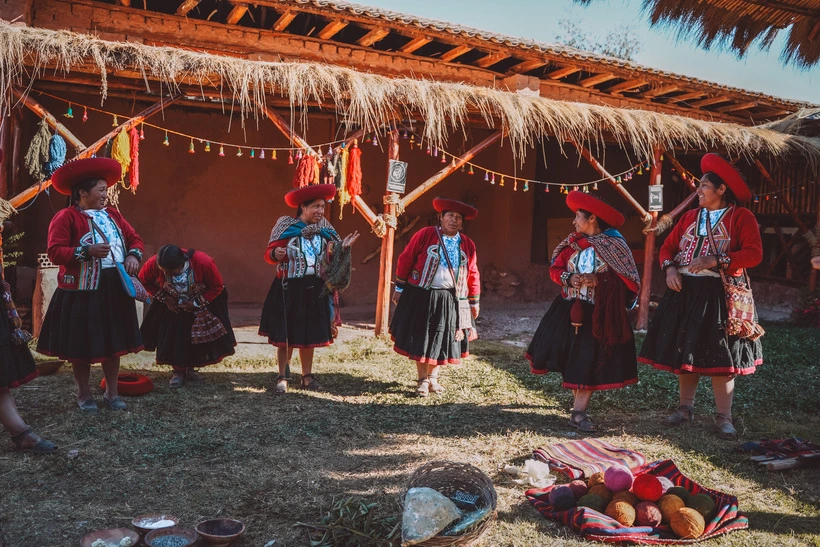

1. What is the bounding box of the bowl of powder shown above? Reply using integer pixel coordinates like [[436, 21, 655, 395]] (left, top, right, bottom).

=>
[[131, 514, 179, 534]]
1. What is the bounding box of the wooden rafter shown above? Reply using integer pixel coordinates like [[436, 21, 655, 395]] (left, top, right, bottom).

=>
[[717, 101, 758, 113], [356, 27, 390, 47], [751, 108, 791, 120], [398, 35, 431, 53], [578, 72, 617, 88], [176, 0, 200, 16], [509, 58, 548, 74], [272, 10, 297, 31], [439, 43, 473, 63], [687, 95, 731, 108], [665, 92, 707, 104], [640, 85, 679, 99], [605, 79, 648, 94], [226, 3, 249, 25], [474, 51, 510, 68], [546, 65, 581, 79], [12, 89, 86, 153], [316, 19, 348, 40]]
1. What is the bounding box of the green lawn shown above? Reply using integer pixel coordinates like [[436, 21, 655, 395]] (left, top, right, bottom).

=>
[[1, 324, 818, 545]]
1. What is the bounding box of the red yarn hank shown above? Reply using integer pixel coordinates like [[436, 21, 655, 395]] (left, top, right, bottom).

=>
[[592, 269, 632, 349], [127, 126, 140, 192], [346, 141, 362, 197], [292, 154, 318, 188]]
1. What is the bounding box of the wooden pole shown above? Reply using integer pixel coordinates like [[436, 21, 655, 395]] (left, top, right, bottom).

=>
[[9, 93, 181, 210], [0, 116, 9, 198], [665, 154, 697, 191], [12, 88, 87, 153], [636, 148, 663, 331], [401, 131, 503, 208], [572, 142, 652, 224], [375, 128, 400, 336]]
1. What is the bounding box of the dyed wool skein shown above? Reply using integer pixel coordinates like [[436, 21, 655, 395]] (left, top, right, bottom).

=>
[[604, 465, 634, 492]]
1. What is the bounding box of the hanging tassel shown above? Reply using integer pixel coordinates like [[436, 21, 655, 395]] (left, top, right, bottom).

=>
[[346, 140, 363, 199], [189, 139, 196, 154], [292, 154, 318, 189], [250, 149, 255, 158], [204, 141, 211, 152], [490, 173, 496, 185], [111, 128, 132, 184], [288, 150, 294, 164], [163, 131, 169, 146], [139, 124, 145, 141], [82, 107, 88, 123], [24, 119, 52, 182], [272, 149, 278, 160], [112, 115, 119, 127], [593, 182, 598, 191], [236, 147, 243, 157], [259, 149, 265, 159], [338, 145, 350, 219], [64, 104, 74, 119], [313, 154, 321, 185], [218, 145, 225, 157], [545, 185, 550, 193], [127, 126, 140, 193], [513, 180, 518, 191], [523, 181, 529, 192], [43, 133, 67, 178], [499, 176, 505, 187], [468, 165, 474, 175]]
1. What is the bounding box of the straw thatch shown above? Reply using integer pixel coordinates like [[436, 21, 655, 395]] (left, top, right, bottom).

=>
[[1, 22, 819, 167], [760, 108, 820, 138]]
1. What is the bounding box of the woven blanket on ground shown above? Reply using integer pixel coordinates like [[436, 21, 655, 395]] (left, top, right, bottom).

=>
[[526, 459, 749, 544], [533, 439, 647, 480]]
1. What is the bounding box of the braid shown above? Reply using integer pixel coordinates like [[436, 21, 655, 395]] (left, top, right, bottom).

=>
[[157, 244, 186, 270]]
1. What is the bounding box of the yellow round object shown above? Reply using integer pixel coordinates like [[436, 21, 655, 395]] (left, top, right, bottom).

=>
[[588, 472, 606, 487], [670, 507, 705, 539], [588, 484, 613, 504], [605, 500, 636, 527], [612, 490, 640, 507], [657, 494, 686, 523]]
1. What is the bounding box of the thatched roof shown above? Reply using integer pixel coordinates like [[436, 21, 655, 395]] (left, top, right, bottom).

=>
[[578, 0, 820, 69], [761, 108, 820, 138], [1, 22, 819, 167]]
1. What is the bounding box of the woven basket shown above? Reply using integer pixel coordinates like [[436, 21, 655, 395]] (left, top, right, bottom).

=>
[[402, 461, 497, 546]]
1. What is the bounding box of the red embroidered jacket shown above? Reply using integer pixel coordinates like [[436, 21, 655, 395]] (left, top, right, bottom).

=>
[[139, 249, 225, 306], [659, 206, 762, 278], [47, 206, 144, 291], [395, 226, 480, 305]]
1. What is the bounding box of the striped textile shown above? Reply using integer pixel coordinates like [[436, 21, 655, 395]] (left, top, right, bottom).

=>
[[526, 459, 749, 544], [533, 439, 647, 480]]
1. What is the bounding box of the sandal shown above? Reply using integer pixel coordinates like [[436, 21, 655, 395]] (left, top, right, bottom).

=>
[[428, 376, 445, 395], [273, 375, 288, 395], [666, 405, 695, 426], [416, 378, 430, 398], [715, 414, 737, 440], [185, 369, 204, 382], [103, 395, 127, 410], [76, 397, 99, 412], [569, 411, 598, 433], [169, 374, 185, 389], [11, 429, 57, 455], [300, 373, 322, 391]]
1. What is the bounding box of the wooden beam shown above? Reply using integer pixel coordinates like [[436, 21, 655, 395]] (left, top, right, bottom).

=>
[[546, 65, 581, 79], [9, 93, 182, 211], [509, 59, 548, 74], [751, 109, 791, 120], [439, 43, 473, 63], [687, 95, 731, 108], [226, 3, 249, 25], [717, 101, 758, 113], [356, 27, 390, 47], [12, 89, 87, 153], [636, 148, 663, 332], [259, 104, 319, 157], [375, 128, 400, 336], [605, 79, 648, 94], [402, 130, 504, 208], [473, 51, 511, 68], [399, 35, 431, 53], [640, 85, 679, 99], [176, 0, 201, 17], [316, 19, 348, 40], [352, 195, 378, 226], [665, 92, 707, 104], [665, 154, 697, 190], [755, 159, 810, 234], [271, 9, 297, 31], [578, 73, 617, 88]]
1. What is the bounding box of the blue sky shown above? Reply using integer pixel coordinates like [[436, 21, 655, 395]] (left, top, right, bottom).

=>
[[362, 0, 818, 104]]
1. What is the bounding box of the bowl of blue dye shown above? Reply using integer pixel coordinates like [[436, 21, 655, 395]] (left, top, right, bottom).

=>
[[144, 526, 198, 547]]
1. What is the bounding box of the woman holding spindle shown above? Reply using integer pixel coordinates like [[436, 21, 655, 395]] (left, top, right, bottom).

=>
[[639, 154, 763, 440], [259, 184, 359, 394], [390, 198, 481, 397], [526, 191, 640, 432], [37, 158, 145, 411]]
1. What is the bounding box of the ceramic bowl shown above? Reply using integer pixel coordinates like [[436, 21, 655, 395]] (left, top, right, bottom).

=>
[[196, 518, 246, 546], [144, 526, 198, 547], [36, 359, 65, 375], [131, 513, 179, 534], [79, 528, 139, 547]]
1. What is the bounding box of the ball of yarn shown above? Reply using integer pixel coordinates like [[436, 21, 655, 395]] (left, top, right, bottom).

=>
[[670, 507, 705, 539], [568, 480, 588, 500], [548, 485, 572, 505], [588, 484, 613, 504], [577, 494, 607, 514], [687, 493, 716, 520], [588, 472, 606, 487], [657, 494, 685, 523], [604, 465, 634, 492], [635, 502, 662, 527], [605, 500, 636, 526], [612, 490, 639, 507], [666, 486, 691, 503], [632, 473, 663, 502], [551, 488, 576, 512], [657, 476, 674, 494]]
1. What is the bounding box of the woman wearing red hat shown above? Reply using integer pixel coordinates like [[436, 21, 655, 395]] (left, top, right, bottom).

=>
[[37, 158, 145, 411], [139, 244, 236, 388], [260, 184, 359, 394], [526, 191, 640, 432], [639, 154, 763, 439], [390, 197, 481, 397]]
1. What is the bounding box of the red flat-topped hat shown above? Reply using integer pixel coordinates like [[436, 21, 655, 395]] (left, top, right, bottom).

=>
[[566, 190, 625, 228], [432, 197, 478, 220], [701, 153, 752, 202], [51, 157, 121, 196], [284, 183, 336, 208]]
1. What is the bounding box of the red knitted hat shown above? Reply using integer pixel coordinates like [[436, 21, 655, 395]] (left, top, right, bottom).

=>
[[51, 158, 120, 196], [700, 153, 752, 202], [566, 190, 625, 228], [432, 197, 478, 220], [284, 184, 336, 208]]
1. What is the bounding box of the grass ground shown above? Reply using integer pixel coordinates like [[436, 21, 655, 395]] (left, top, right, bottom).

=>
[[1, 323, 818, 546]]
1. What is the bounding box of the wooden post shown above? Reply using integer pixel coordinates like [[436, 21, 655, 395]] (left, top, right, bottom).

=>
[[12, 88, 87, 153], [636, 149, 663, 331], [375, 129, 400, 336], [0, 116, 9, 198], [401, 131, 503, 209], [9, 93, 182, 210]]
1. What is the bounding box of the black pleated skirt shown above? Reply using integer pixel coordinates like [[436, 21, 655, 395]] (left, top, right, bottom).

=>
[[0, 299, 38, 393], [390, 285, 471, 366], [526, 296, 638, 391], [141, 289, 236, 368], [37, 268, 144, 363], [638, 275, 762, 376], [258, 275, 333, 348]]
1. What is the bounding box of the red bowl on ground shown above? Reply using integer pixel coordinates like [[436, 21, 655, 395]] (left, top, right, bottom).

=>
[[100, 373, 154, 396]]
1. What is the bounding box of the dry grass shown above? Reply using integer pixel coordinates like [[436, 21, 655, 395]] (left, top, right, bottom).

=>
[[1, 323, 819, 546], [2, 22, 820, 166]]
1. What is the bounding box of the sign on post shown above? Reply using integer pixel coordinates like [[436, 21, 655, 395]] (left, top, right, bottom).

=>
[[386, 159, 408, 194], [648, 185, 663, 212]]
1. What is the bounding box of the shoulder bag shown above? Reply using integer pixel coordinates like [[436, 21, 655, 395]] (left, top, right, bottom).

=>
[[436, 227, 473, 339], [88, 217, 152, 304]]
